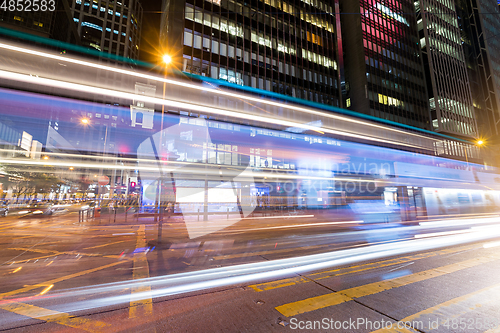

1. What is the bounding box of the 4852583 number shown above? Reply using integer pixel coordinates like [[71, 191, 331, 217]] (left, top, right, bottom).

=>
[[442, 318, 495, 331], [0, 0, 56, 12]]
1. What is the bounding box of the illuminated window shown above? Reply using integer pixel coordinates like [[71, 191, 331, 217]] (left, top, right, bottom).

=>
[[346, 98, 351, 108], [14, 16, 24, 22], [378, 93, 403, 107], [306, 31, 323, 46]]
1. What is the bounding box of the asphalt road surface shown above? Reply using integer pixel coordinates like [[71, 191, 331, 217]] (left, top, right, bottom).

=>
[[1, 211, 500, 332]]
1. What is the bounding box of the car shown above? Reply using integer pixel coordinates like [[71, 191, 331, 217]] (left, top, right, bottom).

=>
[[24, 202, 55, 216], [0, 202, 8, 217]]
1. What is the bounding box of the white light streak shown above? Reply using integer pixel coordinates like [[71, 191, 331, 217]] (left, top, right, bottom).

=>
[[14, 221, 500, 317], [0, 42, 438, 143], [483, 241, 500, 249], [0, 69, 427, 149]]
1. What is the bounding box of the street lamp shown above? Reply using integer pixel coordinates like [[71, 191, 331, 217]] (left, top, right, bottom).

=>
[[162, 54, 172, 66], [156, 54, 171, 239], [81, 118, 89, 125]]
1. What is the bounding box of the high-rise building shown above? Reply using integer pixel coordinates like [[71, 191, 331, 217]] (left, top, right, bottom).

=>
[[0, 5, 56, 38], [160, 0, 342, 106], [457, 0, 500, 140], [0, 0, 80, 44], [70, 0, 143, 59], [0, 0, 141, 59], [340, 0, 431, 129], [417, 0, 478, 138]]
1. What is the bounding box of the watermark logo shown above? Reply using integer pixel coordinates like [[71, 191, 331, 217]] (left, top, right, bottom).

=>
[[289, 317, 426, 330], [137, 119, 256, 238]]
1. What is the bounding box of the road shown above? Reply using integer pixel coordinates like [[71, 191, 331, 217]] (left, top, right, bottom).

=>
[[0, 211, 500, 332]]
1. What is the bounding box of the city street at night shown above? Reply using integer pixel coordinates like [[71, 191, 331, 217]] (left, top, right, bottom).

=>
[[1, 0, 500, 330]]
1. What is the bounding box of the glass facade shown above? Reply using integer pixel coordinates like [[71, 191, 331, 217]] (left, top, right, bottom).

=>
[[0, 8, 54, 37], [417, 0, 478, 138], [341, 0, 430, 129], [161, 0, 341, 106], [474, 0, 500, 138], [71, 0, 142, 59]]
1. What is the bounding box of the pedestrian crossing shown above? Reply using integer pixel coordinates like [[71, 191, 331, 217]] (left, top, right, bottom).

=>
[[369, 283, 500, 332], [0, 301, 111, 333], [248, 242, 500, 332], [275, 254, 500, 317]]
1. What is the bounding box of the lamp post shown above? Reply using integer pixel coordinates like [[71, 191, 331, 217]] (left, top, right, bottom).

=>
[[157, 54, 171, 241]]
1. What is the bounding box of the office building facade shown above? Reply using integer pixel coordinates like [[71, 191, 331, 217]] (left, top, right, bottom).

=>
[[0, 0, 80, 45], [0, 6, 57, 38], [457, 0, 500, 140], [340, 0, 431, 130], [160, 0, 342, 106], [71, 0, 143, 59], [417, 0, 478, 138]]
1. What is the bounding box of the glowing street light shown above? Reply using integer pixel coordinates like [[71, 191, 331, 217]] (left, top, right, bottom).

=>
[[477, 140, 484, 146], [43, 156, 49, 160], [81, 118, 89, 125], [162, 54, 172, 65]]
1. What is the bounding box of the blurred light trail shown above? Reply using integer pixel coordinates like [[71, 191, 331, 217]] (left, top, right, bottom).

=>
[[0, 155, 385, 184], [241, 215, 315, 220], [0, 42, 437, 143], [0, 69, 424, 149], [414, 229, 473, 239], [218, 220, 363, 233], [6, 217, 500, 318], [38, 285, 53, 296], [419, 216, 500, 228], [483, 241, 500, 248]]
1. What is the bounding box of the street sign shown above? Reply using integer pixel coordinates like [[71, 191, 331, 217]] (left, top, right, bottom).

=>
[[98, 175, 109, 186]]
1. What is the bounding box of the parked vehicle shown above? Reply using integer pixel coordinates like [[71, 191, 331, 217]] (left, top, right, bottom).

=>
[[0, 202, 8, 217]]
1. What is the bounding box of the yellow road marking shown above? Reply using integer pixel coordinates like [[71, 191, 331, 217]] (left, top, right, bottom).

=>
[[0, 260, 128, 300], [0, 218, 74, 231], [0, 301, 111, 332], [83, 240, 126, 250], [370, 282, 500, 332], [38, 284, 54, 296], [250, 244, 477, 292], [4, 254, 58, 264], [129, 225, 153, 320], [275, 253, 500, 317], [7, 247, 129, 260]]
